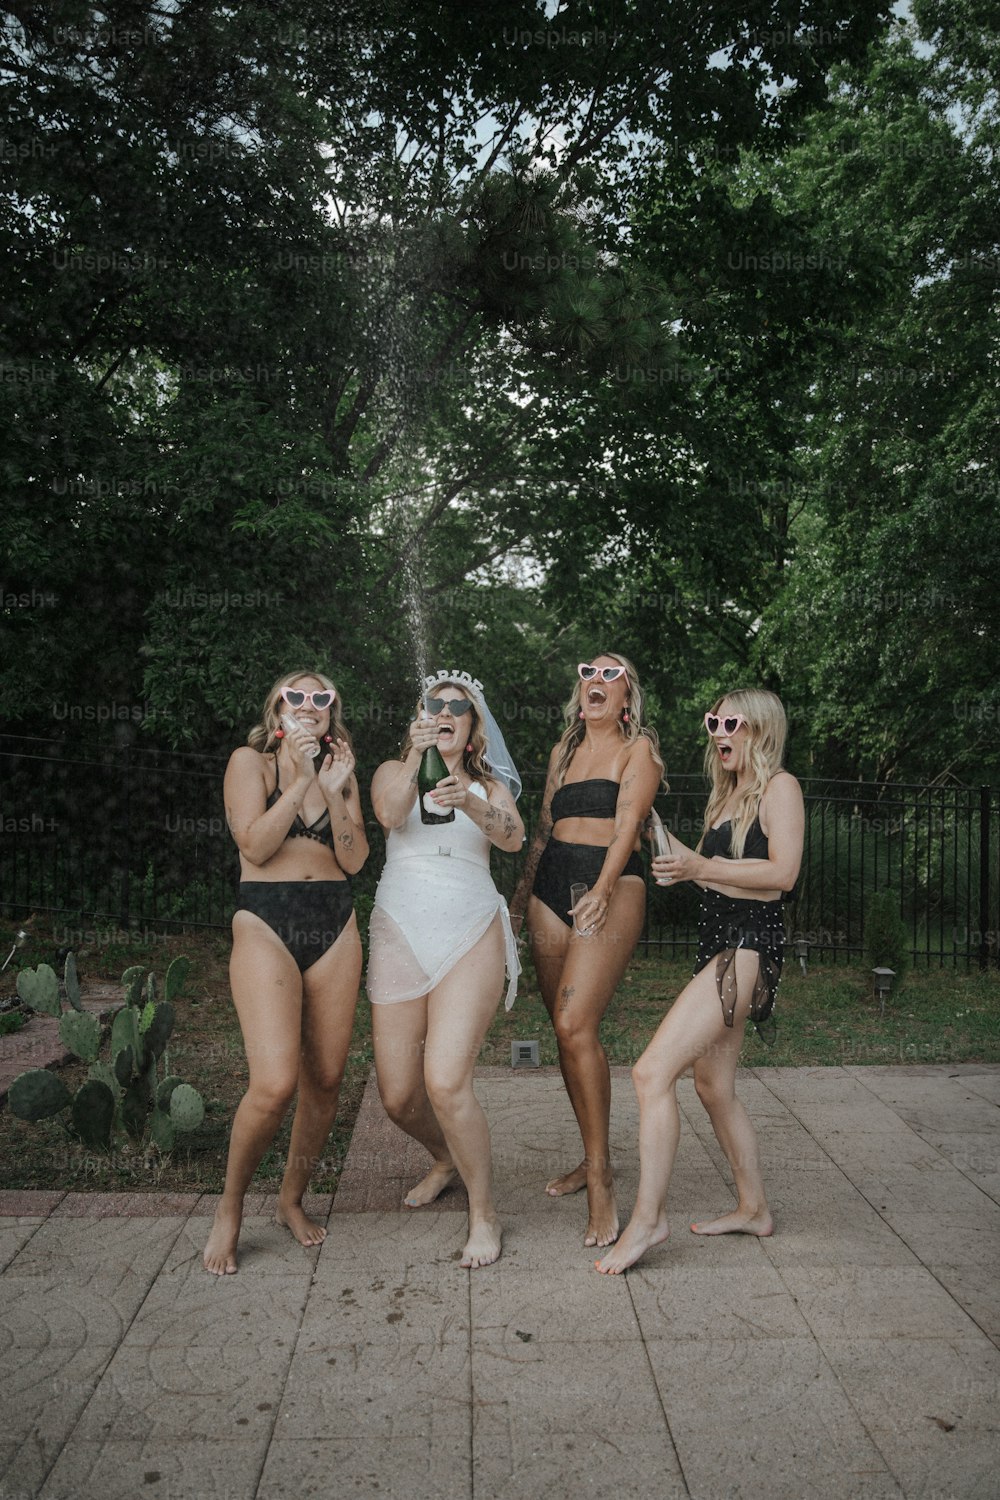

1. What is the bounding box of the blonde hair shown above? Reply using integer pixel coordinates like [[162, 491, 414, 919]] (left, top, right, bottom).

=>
[[553, 652, 667, 789], [400, 681, 495, 787], [248, 670, 353, 755], [701, 688, 786, 858]]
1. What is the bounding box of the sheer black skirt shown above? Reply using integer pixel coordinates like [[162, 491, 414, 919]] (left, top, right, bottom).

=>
[[695, 888, 784, 1045]]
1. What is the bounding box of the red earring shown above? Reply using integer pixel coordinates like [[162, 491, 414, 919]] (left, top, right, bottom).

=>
[[578, 710, 585, 720], [322, 734, 333, 744], [622, 708, 631, 723], [466, 741, 474, 753], [274, 728, 285, 739]]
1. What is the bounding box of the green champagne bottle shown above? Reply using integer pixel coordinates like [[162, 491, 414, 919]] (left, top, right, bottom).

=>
[[418, 742, 455, 824]]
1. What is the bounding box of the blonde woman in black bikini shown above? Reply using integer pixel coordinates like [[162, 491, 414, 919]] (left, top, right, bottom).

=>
[[596, 689, 803, 1275], [510, 654, 664, 1248], [203, 671, 369, 1275]]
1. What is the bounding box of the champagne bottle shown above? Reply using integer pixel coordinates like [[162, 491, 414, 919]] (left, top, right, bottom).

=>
[[418, 740, 455, 825]]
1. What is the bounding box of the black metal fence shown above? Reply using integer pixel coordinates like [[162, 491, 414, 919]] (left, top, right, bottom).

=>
[[2, 735, 998, 968]]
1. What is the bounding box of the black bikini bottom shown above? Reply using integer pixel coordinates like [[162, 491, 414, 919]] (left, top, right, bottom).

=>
[[532, 837, 645, 928], [236, 880, 354, 973], [695, 888, 784, 1044]]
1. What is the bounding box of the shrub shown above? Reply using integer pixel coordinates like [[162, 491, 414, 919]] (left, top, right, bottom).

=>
[[864, 889, 910, 992]]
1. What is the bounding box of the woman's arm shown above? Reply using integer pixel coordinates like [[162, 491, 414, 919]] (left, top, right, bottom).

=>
[[508, 746, 559, 925], [577, 738, 662, 931], [318, 754, 369, 875], [224, 746, 312, 867], [432, 776, 525, 852], [371, 715, 439, 829], [658, 773, 804, 893]]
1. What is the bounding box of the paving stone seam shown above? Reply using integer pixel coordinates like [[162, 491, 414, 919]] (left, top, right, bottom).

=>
[[847, 1067, 1000, 1210], [28, 1213, 195, 1497], [251, 1229, 337, 1500], [625, 1277, 694, 1499]]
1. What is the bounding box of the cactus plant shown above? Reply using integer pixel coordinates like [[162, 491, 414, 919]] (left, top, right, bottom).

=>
[[11, 952, 204, 1157], [16, 963, 61, 1016], [149, 1106, 175, 1153], [142, 1002, 174, 1064], [156, 1075, 181, 1106], [164, 956, 190, 1002], [71, 1079, 115, 1150], [9, 1068, 72, 1121], [121, 965, 146, 1007], [169, 1083, 205, 1133], [111, 1005, 140, 1064], [64, 952, 82, 1012], [58, 1008, 101, 1063]]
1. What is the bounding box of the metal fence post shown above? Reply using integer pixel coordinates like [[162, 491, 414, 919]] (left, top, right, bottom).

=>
[[980, 786, 991, 971]]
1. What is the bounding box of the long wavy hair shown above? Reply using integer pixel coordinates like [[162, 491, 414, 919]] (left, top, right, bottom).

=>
[[553, 651, 667, 789], [700, 688, 787, 858], [248, 670, 353, 756], [400, 680, 495, 787]]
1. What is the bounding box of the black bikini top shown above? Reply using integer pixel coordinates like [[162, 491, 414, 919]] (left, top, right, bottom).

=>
[[551, 778, 619, 822], [266, 760, 337, 849], [701, 815, 770, 862]]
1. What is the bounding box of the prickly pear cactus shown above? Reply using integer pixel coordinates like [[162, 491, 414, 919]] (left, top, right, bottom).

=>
[[16, 963, 61, 1017], [121, 966, 146, 1008], [120, 1077, 148, 1140], [143, 1002, 174, 1064], [164, 956, 190, 1002], [71, 1079, 115, 1150], [64, 952, 82, 1012], [111, 1005, 140, 1063], [156, 1075, 181, 1107], [9, 1069, 71, 1121], [88, 1060, 118, 1095], [113, 1043, 135, 1086], [169, 1083, 205, 1133], [145, 972, 156, 1008], [149, 1106, 176, 1153], [58, 1008, 101, 1063]]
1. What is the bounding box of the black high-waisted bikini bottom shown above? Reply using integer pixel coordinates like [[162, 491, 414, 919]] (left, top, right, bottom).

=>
[[236, 880, 354, 972], [532, 837, 645, 928], [695, 888, 784, 1044]]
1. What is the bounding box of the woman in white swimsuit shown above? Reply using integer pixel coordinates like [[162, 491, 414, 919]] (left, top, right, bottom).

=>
[[367, 670, 523, 1268]]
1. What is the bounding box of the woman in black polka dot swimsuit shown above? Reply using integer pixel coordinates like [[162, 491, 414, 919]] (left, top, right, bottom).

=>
[[596, 689, 804, 1274]]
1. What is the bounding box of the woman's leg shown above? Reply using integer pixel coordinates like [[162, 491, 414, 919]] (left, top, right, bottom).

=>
[[276, 914, 363, 1246], [371, 992, 457, 1206], [690, 955, 773, 1235], [422, 915, 505, 1268], [526, 895, 580, 1193], [203, 913, 304, 1275], [538, 878, 646, 1247], [595, 948, 759, 1274]]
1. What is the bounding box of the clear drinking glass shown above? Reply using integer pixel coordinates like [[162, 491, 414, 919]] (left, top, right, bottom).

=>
[[648, 810, 672, 885], [569, 881, 590, 934]]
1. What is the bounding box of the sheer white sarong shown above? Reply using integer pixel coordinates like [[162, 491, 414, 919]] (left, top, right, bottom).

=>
[[366, 783, 519, 1009]]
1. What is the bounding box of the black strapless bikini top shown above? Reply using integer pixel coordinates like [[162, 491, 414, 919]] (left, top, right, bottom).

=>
[[701, 815, 769, 862], [551, 778, 619, 821], [266, 760, 336, 849]]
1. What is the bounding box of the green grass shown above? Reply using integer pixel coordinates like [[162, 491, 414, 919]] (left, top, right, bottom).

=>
[[1, 922, 997, 1196]]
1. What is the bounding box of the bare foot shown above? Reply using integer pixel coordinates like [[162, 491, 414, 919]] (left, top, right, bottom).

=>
[[690, 1207, 774, 1236], [404, 1162, 458, 1207], [203, 1199, 241, 1275], [545, 1161, 588, 1196], [594, 1215, 670, 1275], [582, 1171, 619, 1248], [276, 1198, 328, 1247], [460, 1213, 502, 1269]]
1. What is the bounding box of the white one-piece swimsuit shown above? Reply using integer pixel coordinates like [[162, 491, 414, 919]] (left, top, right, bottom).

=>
[[366, 782, 520, 1009]]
